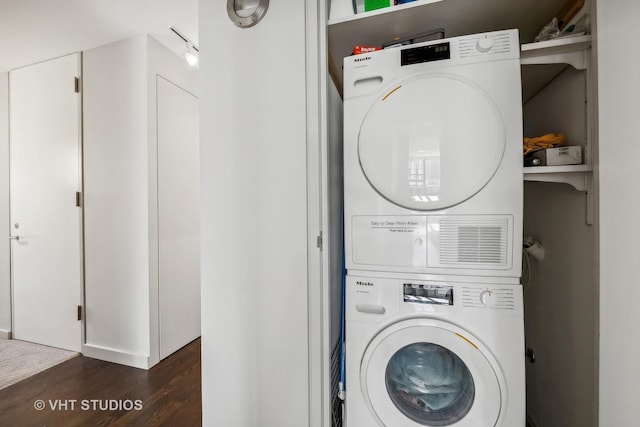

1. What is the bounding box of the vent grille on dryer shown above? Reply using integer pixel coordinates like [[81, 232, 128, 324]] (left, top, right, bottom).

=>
[[439, 218, 508, 265]]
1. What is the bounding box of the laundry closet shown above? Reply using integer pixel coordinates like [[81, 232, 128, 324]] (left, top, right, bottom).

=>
[[326, 0, 597, 426], [198, 0, 640, 425], [201, 0, 637, 426]]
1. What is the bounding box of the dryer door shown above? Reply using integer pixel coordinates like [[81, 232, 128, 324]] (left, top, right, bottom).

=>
[[361, 319, 503, 426], [358, 74, 505, 211]]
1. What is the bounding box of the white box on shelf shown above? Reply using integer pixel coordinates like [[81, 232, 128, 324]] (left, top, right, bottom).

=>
[[533, 146, 582, 166]]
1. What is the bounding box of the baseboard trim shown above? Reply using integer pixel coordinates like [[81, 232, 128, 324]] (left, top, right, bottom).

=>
[[0, 329, 12, 340], [82, 344, 149, 369]]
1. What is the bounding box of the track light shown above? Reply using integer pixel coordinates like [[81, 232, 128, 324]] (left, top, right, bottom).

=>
[[184, 44, 198, 66], [170, 26, 199, 67]]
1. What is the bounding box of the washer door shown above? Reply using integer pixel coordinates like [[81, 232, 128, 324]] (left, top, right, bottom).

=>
[[358, 74, 505, 211], [361, 319, 502, 426]]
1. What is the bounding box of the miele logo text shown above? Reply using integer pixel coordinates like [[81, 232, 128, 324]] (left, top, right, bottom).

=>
[[356, 281, 374, 287], [354, 56, 371, 62]]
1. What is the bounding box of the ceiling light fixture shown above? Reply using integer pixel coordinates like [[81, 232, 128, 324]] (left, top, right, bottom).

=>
[[184, 45, 198, 66], [170, 26, 199, 67]]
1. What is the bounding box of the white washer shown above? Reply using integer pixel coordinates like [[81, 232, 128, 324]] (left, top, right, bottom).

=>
[[344, 30, 523, 278], [345, 273, 525, 426]]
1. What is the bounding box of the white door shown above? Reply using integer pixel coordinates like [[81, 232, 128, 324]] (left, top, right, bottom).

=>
[[157, 76, 200, 359], [9, 54, 82, 352]]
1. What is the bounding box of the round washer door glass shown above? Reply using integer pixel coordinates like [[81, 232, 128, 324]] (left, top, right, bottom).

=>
[[361, 321, 502, 426], [386, 343, 475, 426], [358, 74, 505, 211]]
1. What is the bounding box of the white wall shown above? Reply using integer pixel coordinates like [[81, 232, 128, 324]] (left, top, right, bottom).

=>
[[83, 35, 151, 367], [597, 0, 640, 425], [83, 34, 198, 368], [0, 72, 10, 339], [200, 2, 320, 426]]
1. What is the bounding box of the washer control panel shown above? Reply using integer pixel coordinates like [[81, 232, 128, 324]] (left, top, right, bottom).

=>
[[403, 283, 453, 305], [461, 286, 516, 310], [347, 275, 522, 321]]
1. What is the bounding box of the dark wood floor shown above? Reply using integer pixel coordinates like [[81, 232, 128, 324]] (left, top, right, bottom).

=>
[[0, 338, 201, 426]]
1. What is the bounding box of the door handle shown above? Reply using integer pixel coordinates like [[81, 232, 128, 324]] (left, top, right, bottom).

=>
[[8, 235, 19, 241]]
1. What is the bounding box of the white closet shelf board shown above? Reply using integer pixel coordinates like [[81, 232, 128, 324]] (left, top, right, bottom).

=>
[[521, 35, 591, 102], [521, 34, 591, 62], [524, 164, 593, 191], [328, 0, 567, 93]]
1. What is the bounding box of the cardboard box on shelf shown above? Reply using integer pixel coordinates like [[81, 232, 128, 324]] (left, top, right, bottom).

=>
[[532, 146, 583, 166]]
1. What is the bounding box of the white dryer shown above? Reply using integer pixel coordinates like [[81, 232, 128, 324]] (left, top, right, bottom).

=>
[[344, 30, 523, 278], [345, 273, 525, 426]]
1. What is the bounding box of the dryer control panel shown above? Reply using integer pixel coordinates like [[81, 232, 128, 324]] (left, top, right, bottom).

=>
[[343, 29, 520, 100], [401, 42, 450, 66]]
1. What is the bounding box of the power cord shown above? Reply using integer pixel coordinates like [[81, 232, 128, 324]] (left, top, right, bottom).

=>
[[522, 236, 545, 294], [522, 250, 532, 294]]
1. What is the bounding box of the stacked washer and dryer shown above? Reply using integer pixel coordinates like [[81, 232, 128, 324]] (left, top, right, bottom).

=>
[[343, 30, 525, 426]]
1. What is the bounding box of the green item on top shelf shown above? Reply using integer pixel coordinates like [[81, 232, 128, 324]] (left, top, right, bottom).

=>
[[365, 0, 390, 12]]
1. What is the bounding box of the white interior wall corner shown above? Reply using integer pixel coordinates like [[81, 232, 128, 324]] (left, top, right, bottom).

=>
[[83, 35, 151, 360], [0, 72, 10, 335]]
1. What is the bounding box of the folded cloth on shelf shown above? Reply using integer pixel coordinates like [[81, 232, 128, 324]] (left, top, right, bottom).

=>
[[523, 133, 566, 155]]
